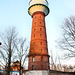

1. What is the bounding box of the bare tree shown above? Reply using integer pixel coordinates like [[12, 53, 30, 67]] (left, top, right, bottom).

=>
[[0, 27, 17, 75], [57, 16, 75, 58], [62, 65, 68, 72], [50, 49, 62, 71], [14, 38, 28, 75], [68, 65, 73, 72], [50, 50, 57, 70]]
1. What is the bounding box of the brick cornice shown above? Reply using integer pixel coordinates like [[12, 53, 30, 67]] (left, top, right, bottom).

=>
[[28, 54, 50, 57], [32, 11, 45, 17]]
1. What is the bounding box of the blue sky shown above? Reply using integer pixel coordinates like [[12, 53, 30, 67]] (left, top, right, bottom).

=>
[[0, 0, 75, 65]]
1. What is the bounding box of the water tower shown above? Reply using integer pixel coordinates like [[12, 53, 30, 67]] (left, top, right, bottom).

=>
[[26, 0, 50, 75]]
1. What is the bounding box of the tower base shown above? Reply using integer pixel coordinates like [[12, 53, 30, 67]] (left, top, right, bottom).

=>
[[24, 70, 50, 75]]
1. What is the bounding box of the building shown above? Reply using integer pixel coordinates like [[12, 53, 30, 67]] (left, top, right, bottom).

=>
[[25, 0, 50, 75], [28, 0, 50, 70], [11, 60, 20, 75]]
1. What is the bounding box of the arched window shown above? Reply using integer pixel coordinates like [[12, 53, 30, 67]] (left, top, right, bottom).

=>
[[40, 28, 42, 31], [40, 16, 41, 18], [40, 22, 41, 24], [40, 42, 42, 45], [32, 57, 34, 62], [34, 34, 35, 37], [41, 49, 42, 52], [41, 57, 43, 61], [41, 65, 43, 69], [34, 22, 36, 24], [33, 42, 35, 44], [40, 34, 42, 37], [35, 16, 36, 19], [34, 28, 35, 31]]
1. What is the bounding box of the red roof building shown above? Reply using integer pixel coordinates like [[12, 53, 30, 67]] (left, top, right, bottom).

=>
[[11, 60, 20, 71]]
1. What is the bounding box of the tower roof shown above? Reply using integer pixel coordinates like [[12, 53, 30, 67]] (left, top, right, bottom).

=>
[[29, 0, 48, 7], [28, 0, 49, 17]]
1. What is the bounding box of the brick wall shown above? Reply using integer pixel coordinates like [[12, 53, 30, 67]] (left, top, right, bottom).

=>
[[28, 11, 50, 70]]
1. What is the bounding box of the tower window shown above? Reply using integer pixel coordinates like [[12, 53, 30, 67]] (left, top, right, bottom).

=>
[[40, 34, 42, 37], [40, 16, 41, 18], [40, 28, 42, 31], [34, 28, 35, 31], [35, 16, 36, 19], [33, 42, 35, 44], [32, 49, 34, 52], [40, 22, 41, 24], [34, 22, 36, 24], [32, 65, 34, 70], [41, 49, 42, 52], [40, 42, 42, 45], [41, 57, 43, 61], [32, 57, 34, 62], [34, 34, 35, 37], [41, 65, 43, 69]]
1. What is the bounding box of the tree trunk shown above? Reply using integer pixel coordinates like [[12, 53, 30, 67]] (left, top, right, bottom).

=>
[[19, 60, 21, 75], [6, 46, 11, 75]]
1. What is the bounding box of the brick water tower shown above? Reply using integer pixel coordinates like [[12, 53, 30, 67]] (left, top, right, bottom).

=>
[[28, 0, 50, 72]]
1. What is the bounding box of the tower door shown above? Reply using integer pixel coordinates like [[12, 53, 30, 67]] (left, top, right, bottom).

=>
[[32, 65, 34, 70]]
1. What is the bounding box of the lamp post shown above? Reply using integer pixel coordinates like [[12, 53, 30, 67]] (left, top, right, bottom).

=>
[[0, 42, 2, 45]]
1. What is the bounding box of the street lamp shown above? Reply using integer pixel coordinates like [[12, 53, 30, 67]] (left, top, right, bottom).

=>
[[0, 42, 2, 45]]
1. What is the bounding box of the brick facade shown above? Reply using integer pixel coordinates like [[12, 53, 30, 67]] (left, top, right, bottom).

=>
[[28, 11, 50, 70]]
